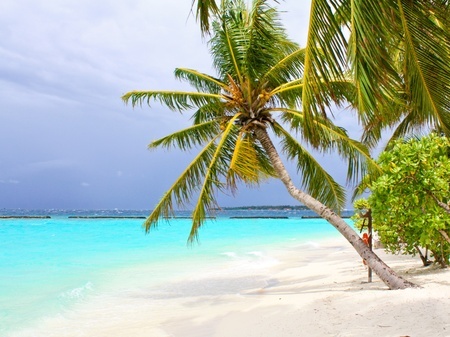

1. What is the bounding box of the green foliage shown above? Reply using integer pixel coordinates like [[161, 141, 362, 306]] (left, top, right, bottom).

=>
[[351, 198, 370, 231], [305, 0, 450, 148], [124, 0, 374, 242], [368, 134, 450, 266], [193, 0, 450, 147]]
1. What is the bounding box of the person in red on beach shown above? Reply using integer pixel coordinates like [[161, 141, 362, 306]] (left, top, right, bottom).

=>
[[362, 233, 371, 266]]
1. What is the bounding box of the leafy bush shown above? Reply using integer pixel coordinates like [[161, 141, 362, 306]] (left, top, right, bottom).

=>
[[364, 134, 450, 266]]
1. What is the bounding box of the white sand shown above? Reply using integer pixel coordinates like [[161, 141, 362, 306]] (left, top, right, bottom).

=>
[[13, 237, 450, 337], [161, 239, 450, 337]]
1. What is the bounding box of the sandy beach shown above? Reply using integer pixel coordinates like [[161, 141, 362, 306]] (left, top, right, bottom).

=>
[[15, 236, 449, 337], [161, 239, 450, 337]]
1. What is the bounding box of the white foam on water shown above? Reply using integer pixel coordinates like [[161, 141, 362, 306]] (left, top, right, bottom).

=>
[[246, 250, 264, 257], [301, 241, 321, 249], [59, 281, 94, 300], [221, 251, 238, 259]]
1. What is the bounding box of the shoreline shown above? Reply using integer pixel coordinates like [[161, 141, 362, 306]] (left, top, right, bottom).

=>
[[165, 239, 450, 337], [9, 237, 450, 337]]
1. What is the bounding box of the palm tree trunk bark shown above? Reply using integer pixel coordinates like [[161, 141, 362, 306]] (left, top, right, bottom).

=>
[[254, 127, 418, 289]]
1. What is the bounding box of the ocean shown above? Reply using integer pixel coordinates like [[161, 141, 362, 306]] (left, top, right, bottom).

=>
[[0, 208, 353, 336]]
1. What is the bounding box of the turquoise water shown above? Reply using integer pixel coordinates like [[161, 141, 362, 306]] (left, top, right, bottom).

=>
[[0, 209, 349, 335]]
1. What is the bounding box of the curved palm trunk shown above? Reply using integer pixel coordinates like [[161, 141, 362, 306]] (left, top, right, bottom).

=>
[[254, 127, 417, 289]]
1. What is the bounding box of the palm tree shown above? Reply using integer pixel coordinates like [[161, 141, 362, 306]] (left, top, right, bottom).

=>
[[125, 0, 416, 289]]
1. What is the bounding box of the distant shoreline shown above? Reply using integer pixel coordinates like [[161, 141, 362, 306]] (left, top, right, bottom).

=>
[[0, 216, 51, 219], [216, 205, 309, 211], [0, 206, 354, 220], [0, 215, 353, 219]]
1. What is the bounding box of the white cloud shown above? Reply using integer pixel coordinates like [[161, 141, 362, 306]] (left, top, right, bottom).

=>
[[0, 179, 20, 184], [25, 159, 77, 172]]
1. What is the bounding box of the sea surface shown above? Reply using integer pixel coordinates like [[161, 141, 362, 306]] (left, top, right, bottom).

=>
[[0, 208, 353, 336]]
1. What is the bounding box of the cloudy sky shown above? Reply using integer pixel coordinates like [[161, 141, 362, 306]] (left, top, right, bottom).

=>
[[0, 0, 361, 210]]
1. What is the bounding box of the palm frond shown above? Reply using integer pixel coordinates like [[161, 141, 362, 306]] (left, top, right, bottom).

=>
[[143, 134, 221, 232], [262, 48, 306, 89], [302, 0, 348, 125], [227, 131, 267, 191], [346, 1, 450, 143], [276, 107, 378, 184], [211, 0, 303, 87], [359, 1, 450, 145], [209, 7, 245, 85], [192, 0, 220, 35], [148, 120, 220, 151], [174, 68, 227, 93], [269, 79, 303, 108], [189, 114, 242, 242], [397, 0, 450, 133], [122, 90, 222, 111], [245, 0, 300, 81], [270, 79, 303, 94], [273, 122, 346, 211], [191, 102, 226, 124], [271, 77, 354, 112], [347, 0, 401, 124]]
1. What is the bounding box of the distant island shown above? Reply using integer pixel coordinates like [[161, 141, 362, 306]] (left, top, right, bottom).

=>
[[216, 205, 309, 211], [214, 205, 353, 219]]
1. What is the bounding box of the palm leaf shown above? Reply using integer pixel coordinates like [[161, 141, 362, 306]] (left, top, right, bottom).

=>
[[397, 1, 450, 133], [210, 8, 245, 85], [189, 113, 242, 242], [262, 48, 306, 89], [143, 134, 221, 232], [347, 0, 400, 124], [302, 0, 348, 123], [174, 68, 227, 93], [276, 107, 377, 184], [122, 90, 222, 111], [270, 79, 303, 95], [273, 122, 346, 211], [192, 0, 220, 35], [227, 131, 266, 191], [191, 102, 227, 124], [346, 1, 450, 145], [148, 120, 220, 151], [245, 0, 299, 81]]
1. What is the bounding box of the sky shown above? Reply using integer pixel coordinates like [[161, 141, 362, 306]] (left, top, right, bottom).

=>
[[0, 0, 362, 210]]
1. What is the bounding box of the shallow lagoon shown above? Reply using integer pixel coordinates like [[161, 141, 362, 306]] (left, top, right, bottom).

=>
[[0, 209, 350, 335]]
